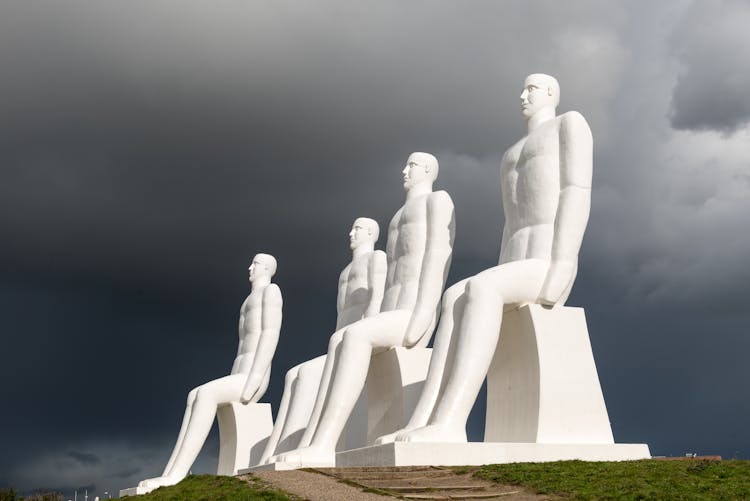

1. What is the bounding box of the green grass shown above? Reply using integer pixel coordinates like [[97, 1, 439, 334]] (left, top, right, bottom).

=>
[[475, 459, 750, 500], [121, 474, 298, 501]]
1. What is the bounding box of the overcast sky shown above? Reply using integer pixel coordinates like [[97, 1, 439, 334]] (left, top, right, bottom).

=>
[[1, 0, 749, 497]]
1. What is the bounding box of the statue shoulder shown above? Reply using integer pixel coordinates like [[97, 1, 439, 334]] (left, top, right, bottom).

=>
[[263, 283, 283, 307], [559, 111, 592, 138], [428, 190, 454, 210], [370, 249, 387, 267]]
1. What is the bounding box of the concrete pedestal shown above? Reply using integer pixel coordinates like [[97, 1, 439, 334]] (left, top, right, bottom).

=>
[[336, 442, 651, 467], [485, 305, 613, 443], [217, 402, 273, 475], [119, 485, 151, 497]]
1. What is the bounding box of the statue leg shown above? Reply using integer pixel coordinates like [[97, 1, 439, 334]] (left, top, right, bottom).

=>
[[260, 365, 299, 463], [279, 310, 411, 464], [375, 279, 469, 444], [249, 366, 271, 403], [162, 387, 199, 475], [295, 329, 345, 448], [140, 374, 245, 488], [400, 260, 547, 443]]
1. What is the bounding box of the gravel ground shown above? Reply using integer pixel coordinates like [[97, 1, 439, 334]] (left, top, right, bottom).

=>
[[242, 467, 556, 500], [242, 469, 390, 501]]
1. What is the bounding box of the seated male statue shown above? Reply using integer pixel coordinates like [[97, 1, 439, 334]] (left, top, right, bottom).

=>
[[139, 253, 282, 489], [273, 152, 455, 465], [260, 218, 386, 461], [378, 74, 593, 444]]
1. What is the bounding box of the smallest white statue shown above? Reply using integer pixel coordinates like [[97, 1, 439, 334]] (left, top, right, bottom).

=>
[[138, 253, 282, 490]]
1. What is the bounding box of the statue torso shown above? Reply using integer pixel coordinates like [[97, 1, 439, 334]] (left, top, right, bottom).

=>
[[232, 287, 264, 374], [500, 117, 561, 264], [381, 194, 430, 312], [337, 253, 373, 327]]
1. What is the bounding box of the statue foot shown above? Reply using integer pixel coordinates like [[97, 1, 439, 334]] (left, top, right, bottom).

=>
[[375, 427, 414, 445], [138, 475, 179, 490], [398, 424, 467, 443], [278, 446, 335, 466]]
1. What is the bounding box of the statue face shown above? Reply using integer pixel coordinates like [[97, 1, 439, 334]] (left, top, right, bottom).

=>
[[248, 255, 270, 283], [520, 74, 557, 119], [402, 153, 431, 191], [349, 218, 374, 250]]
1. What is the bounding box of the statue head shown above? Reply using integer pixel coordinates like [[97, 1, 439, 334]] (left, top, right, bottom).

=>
[[520, 73, 560, 119], [349, 217, 380, 250], [402, 152, 439, 191], [248, 253, 277, 283]]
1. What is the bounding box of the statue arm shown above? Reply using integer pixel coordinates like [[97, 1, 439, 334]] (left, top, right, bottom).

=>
[[404, 191, 455, 346], [240, 284, 283, 403], [365, 250, 387, 318], [538, 112, 593, 305], [234, 298, 251, 359], [336, 267, 349, 316]]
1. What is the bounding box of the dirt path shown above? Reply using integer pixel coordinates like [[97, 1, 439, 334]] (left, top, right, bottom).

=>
[[242, 466, 557, 500]]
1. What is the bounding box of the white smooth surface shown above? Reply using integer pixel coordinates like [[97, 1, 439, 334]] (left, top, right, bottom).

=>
[[260, 218, 386, 464], [135, 254, 283, 491], [256, 347, 432, 471], [275, 152, 455, 466], [381, 74, 595, 444], [366, 347, 432, 445], [336, 442, 651, 467], [216, 402, 273, 475], [485, 305, 613, 443]]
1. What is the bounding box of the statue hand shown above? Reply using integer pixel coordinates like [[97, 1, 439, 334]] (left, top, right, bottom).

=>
[[404, 309, 431, 347], [240, 375, 260, 404], [538, 260, 576, 306]]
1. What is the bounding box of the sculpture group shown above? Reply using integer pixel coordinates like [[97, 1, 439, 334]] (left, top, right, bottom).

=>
[[128, 74, 649, 496]]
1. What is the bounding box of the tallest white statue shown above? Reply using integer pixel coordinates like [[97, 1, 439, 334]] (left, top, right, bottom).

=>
[[379, 73, 594, 444]]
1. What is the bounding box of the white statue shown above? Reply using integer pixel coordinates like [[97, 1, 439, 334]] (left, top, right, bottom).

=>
[[139, 253, 283, 489], [272, 152, 455, 465], [260, 218, 386, 461], [378, 74, 593, 444]]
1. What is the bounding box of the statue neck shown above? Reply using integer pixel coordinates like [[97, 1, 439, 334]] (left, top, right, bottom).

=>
[[352, 242, 374, 259], [527, 107, 556, 133], [251, 278, 271, 291], [405, 182, 433, 201]]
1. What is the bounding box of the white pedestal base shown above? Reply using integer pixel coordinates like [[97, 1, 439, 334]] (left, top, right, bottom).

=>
[[217, 402, 273, 475], [366, 347, 432, 444], [486, 305, 614, 443], [119, 485, 152, 497], [336, 442, 651, 467], [240, 458, 335, 473]]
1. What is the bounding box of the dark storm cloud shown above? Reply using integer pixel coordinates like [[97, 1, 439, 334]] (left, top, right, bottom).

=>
[[66, 452, 101, 467], [669, 0, 750, 133], [1, 0, 748, 495]]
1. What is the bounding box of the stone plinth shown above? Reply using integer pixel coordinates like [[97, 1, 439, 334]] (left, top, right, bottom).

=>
[[485, 305, 613, 443], [366, 347, 432, 445], [336, 442, 651, 467], [217, 402, 273, 475]]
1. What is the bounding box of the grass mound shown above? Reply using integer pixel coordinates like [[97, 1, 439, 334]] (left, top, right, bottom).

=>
[[122, 474, 296, 501], [476, 459, 750, 500]]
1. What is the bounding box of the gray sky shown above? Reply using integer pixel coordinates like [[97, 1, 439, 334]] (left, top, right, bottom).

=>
[[1, 0, 749, 497]]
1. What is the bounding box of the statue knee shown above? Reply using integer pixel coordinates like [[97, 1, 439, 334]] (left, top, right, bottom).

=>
[[443, 280, 468, 304], [284, 366, 300, 386], [187, 388, 199, 406], [341, 328, 364, 346], [192, 385, 217, 406], [466, 277, 494, 300], [328, 330, 345, 350]]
